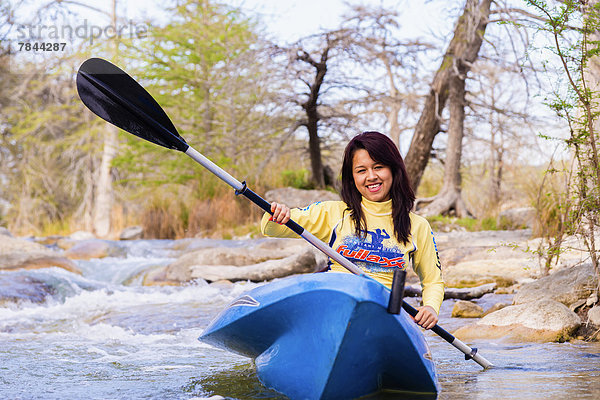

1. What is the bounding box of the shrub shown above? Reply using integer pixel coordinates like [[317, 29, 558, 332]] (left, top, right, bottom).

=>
[[281, 169, 312, 189]]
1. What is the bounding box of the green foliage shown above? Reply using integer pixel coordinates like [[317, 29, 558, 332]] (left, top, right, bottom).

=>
[[523, 0, 600, 277], [426, 215, 497, 232], [0, 0, 303, 237], [0, 60, 101, 235], [415, 163, 443, 198], [479, 217, 498, 231], [281, 169, 312, 189], [115, 0, 284, 192]]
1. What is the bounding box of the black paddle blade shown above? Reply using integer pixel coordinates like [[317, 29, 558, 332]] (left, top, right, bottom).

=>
[[76, 58, 188, 152]]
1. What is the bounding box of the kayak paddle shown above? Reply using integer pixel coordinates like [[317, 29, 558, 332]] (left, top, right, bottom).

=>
[[76, 57, 493, 369]]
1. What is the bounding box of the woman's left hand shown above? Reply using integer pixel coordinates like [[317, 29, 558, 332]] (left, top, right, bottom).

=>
[[413, 305, 438, 330]]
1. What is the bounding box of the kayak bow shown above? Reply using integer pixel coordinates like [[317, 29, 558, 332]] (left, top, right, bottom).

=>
[[200, 273, 439, 399]]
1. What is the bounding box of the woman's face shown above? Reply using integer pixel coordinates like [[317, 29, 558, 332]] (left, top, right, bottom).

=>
[[352, 149, 393, 202]]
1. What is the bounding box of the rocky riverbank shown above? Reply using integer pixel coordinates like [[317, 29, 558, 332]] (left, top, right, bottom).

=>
[[1, 225, 599, 342]]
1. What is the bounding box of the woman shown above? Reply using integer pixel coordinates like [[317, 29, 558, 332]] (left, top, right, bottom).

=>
[[261, 131, 444, 329]]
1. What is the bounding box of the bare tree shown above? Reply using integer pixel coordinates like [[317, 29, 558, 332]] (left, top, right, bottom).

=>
[[1, 0, 133, 236], [417, 57, 473, 217], [284, 29, 358, 188], [341, 4, 430, 150], [296, 45, 329, 188], [405, 0, 493, 190], [466, 60, 541, 214]]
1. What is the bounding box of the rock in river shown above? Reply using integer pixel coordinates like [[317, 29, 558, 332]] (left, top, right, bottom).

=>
[[588, 306, 600, 326], [451, 300, 484, 318], [513, 262, 597, 308], [186, 250, 317, 282], [145, 239, 325, 285], [63, 239, 125, 260], [444, 283, 496, 300], [120, 226, 144, 240], [0, 236, 80, 274], [435, 229, 536, 288], [453, 299, 581, 342], [0, 274, 55, 305]]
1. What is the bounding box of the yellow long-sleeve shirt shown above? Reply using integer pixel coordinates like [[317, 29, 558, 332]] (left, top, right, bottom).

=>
[[261, 198, 445, 313]]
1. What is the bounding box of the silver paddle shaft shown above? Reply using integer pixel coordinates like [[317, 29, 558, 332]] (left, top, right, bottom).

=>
[[452, 337, 494, 369], [186, 147, 244, 192]]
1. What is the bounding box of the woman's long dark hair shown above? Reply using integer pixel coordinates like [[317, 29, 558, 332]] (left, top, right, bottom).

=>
[[340, 131, 415, 244]]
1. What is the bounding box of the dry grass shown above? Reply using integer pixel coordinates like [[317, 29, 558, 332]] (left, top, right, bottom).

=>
[[188, 195, 262, 238], [417, 161, 542, 220], [139, 191, 263, 239], [141, 203, 186, 239]]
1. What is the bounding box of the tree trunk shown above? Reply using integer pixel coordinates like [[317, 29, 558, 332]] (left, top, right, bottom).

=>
[[383, 57, 402, 148], [489, 133, 504, 208], [388, 101, 401, 149], [92, 0, 118, 237], [418, 61, 472, 218], [405, 0, 492, 190], [297, 47, 330, 188], [93, 125, 117, 237], [486, 93, 503, 209], [307, 112, 325, 188], [80, 155, 95, 231]]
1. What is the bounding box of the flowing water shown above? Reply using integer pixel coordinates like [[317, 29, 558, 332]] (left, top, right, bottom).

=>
[[1, 238, 600, 400]]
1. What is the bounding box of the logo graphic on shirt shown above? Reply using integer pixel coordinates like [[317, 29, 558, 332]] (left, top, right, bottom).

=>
[[298, 201, 321, 211], [335, 228, 406, 272], [432, 230, 441, 270]]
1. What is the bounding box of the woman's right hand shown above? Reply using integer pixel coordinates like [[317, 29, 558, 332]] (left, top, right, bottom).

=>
[[270, 202, 291, 225]]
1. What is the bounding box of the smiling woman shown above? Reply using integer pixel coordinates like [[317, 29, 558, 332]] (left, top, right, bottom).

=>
[[262, 131, 444, 330], [351, 149, 393, 202]]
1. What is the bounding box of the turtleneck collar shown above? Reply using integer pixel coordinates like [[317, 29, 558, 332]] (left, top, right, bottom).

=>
[[361, 197, 392, 216]]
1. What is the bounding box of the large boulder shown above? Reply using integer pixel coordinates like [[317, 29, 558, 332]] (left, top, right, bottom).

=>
[[521, 234, 597, 270], [186, 250, 317, 282], [264, 187, 340, 208], [436, 230, 536, 288], [0, 236, 80, 274], [497, 207, 536, 229], [69, 231, 96, 240], [451, 300, 484, 318], [0, 235, 56, 254], [0, 274, 55, 305], [63, 239, 125, 260], [0, 253, 80, 273], [512, 262, 597, 308], [435, 229, 532, 251], [145, 239, 326, 285], [588, 306, 600, 326], [443, 259, 533, 288], [120, 226, 143, 240], [453, 299, 581, 342]]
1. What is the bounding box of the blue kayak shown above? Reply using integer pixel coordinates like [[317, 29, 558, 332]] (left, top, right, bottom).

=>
[[199, 273, 439, 399]]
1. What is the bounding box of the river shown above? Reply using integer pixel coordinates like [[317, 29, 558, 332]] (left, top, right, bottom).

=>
[[1, 238, 599, 399]]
